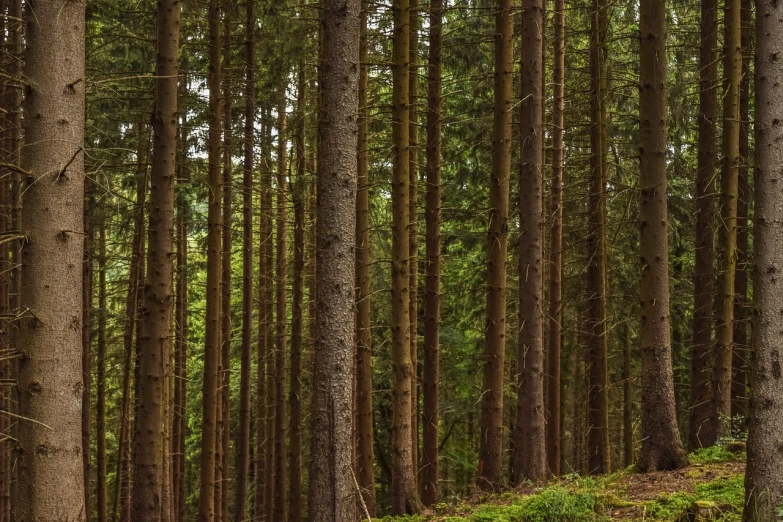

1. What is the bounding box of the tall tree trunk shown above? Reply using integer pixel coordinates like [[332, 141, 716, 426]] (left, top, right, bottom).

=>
[[97, 224, 108, 522], [731, 0, 751, 422], [409, 0, 420, 489], [421, 0, 442, 506], [622, 324, 633, 467], [235, 0, 255, 518], [743, 3, 783, 516], [710, 0, 743, 445], [391, 0, 419, 513], [586, 0, 610, 475], [514, 0, 547, 483], [263, 114, 275, 522], [17, 0, 86, 516], [478, 0, 513, 490], [198, 0, 223, 516], [288, 49, 306, 522], [273, 95, 288, 522], [307, 0, 360, 518], [546, 0, 564, 477], [131, 0, 179, 516], [689, 0, 718, 451], [83, 179, 93, 521], [355, 2, 377, 515], [637, 0, 688, 471]]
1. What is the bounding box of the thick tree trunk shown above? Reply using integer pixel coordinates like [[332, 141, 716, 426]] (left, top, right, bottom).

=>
[[744, 3, 783, 517], [198, 0, 222, 516], [421, 0, 442, 506], [689, 0, 718, 451], [514, 0, 547, 483], [546, 0, 564, 477], [17, 0, 86, 517], [355, 3, 376, 515], [131, 0, 179, 516], [710, 0, 742, 444], [307, 0, 360, 518], [409, 1, 420, 489], [586, 0, 610, 475], [637, 0, 688, 471], [97, 225, 108, 522], [235, 0, 255, 518], [478, 0, 513, 490]]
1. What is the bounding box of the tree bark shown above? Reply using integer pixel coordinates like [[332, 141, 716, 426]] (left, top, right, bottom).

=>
[[478, 0, 513, 490], [637, 0, 688, 471], [97, 224, 108, 522], [307, 0, 360, 519], [546, 0, 564, 477], [421, 0, 442, 506], [689, 0, 718, 451], [409, 0, 420, 490], [514, 0, 547, 484], [83, 179, 93, 521], [622, 324, 633, 467], [17, 0, 86, 517]]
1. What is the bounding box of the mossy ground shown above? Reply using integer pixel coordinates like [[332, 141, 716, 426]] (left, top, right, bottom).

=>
[[377, 446, 746, 522]]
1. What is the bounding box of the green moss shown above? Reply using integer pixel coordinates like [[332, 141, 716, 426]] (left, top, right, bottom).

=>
[[689, 446, 742, 465]]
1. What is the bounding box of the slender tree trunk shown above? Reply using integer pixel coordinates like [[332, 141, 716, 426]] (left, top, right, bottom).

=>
[[307, 1, 360, 518], [622, 324, 633, 467], [637, 0, 688, 471], [514, 0, 547, 483], [689, 0, 718, 451], [235, 0, 255, 518], [131, 0, 180, 516], [17, 0, 86, 516], [731, 0, 751, 423], [586, 0, 610, 475], [409, 0, 420, 489], [198, 0, 223, 516], [421, 0, 442, 506], [288, 50, 306, 522], [391, 0, 419, 513], [83, 180, 93, 521], [273, 95, 288, 522], [546, 0, 564, 477], [97, 224, 108, 522], [264, 114, 275, 522], [478, 0, 513, 490], [743, 4, 783, 516], [355, 3, 377, 515]]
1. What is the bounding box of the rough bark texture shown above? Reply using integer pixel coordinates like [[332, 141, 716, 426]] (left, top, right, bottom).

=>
[[744, 3, 783, 517], [546, 0, 564, 477], [131, 0, 179, 517], [307, 0, 360, 519], [97, 225, 108, 522], [622, 325, 634, 467], [421, 0, 442, 505], [637, 0, 688, 471], [198, 0, 222, 516], [711, 0, 742, 444], [478, 0, 513, 490], [586, 0, 611, 475], [355, 3, 376, 515], [409, 1, 420, 490], [689, 0, 718, 451], [17, 0, 86, 517], [514, 0, 547, 484]]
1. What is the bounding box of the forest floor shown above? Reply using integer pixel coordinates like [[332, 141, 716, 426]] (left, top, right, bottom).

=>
[[380, 446, 746, 521]]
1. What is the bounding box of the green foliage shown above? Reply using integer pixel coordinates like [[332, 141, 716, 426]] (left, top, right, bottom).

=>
[[689, 446, 743, 465], [644, 475, 745, 521]]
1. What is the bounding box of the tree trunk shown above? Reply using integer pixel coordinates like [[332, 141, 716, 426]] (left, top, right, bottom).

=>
[[198, 0, 222, 516], [391, 0, 419, 513], [16, 0, 86, 516], [546, 0, 564, 477], [731, 0, 751, 423], [478, 0, 513, 490], [514, 0, 547, 483], [421, 0, 442, 506], [273, 94, 288, 522], [637, 0, 688, 471], [409, 0, 420, 490], [264, 113, 275, 522], [307, 0, 360, 519], [131, 0, 179, 516], [586, 0, 610, 475], [623, 325, 634, 467], [235, 0, 255, 518], [689, 0, 718, 452], [83, 180, 93, 521], [355, 2, 377, 515], [743, 3, 783, 517], [97, 224, 108, 522], [710, 0, 742, 445]]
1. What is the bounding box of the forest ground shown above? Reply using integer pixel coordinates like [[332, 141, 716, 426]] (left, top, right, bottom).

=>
[[381, 446, 747, 521]]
